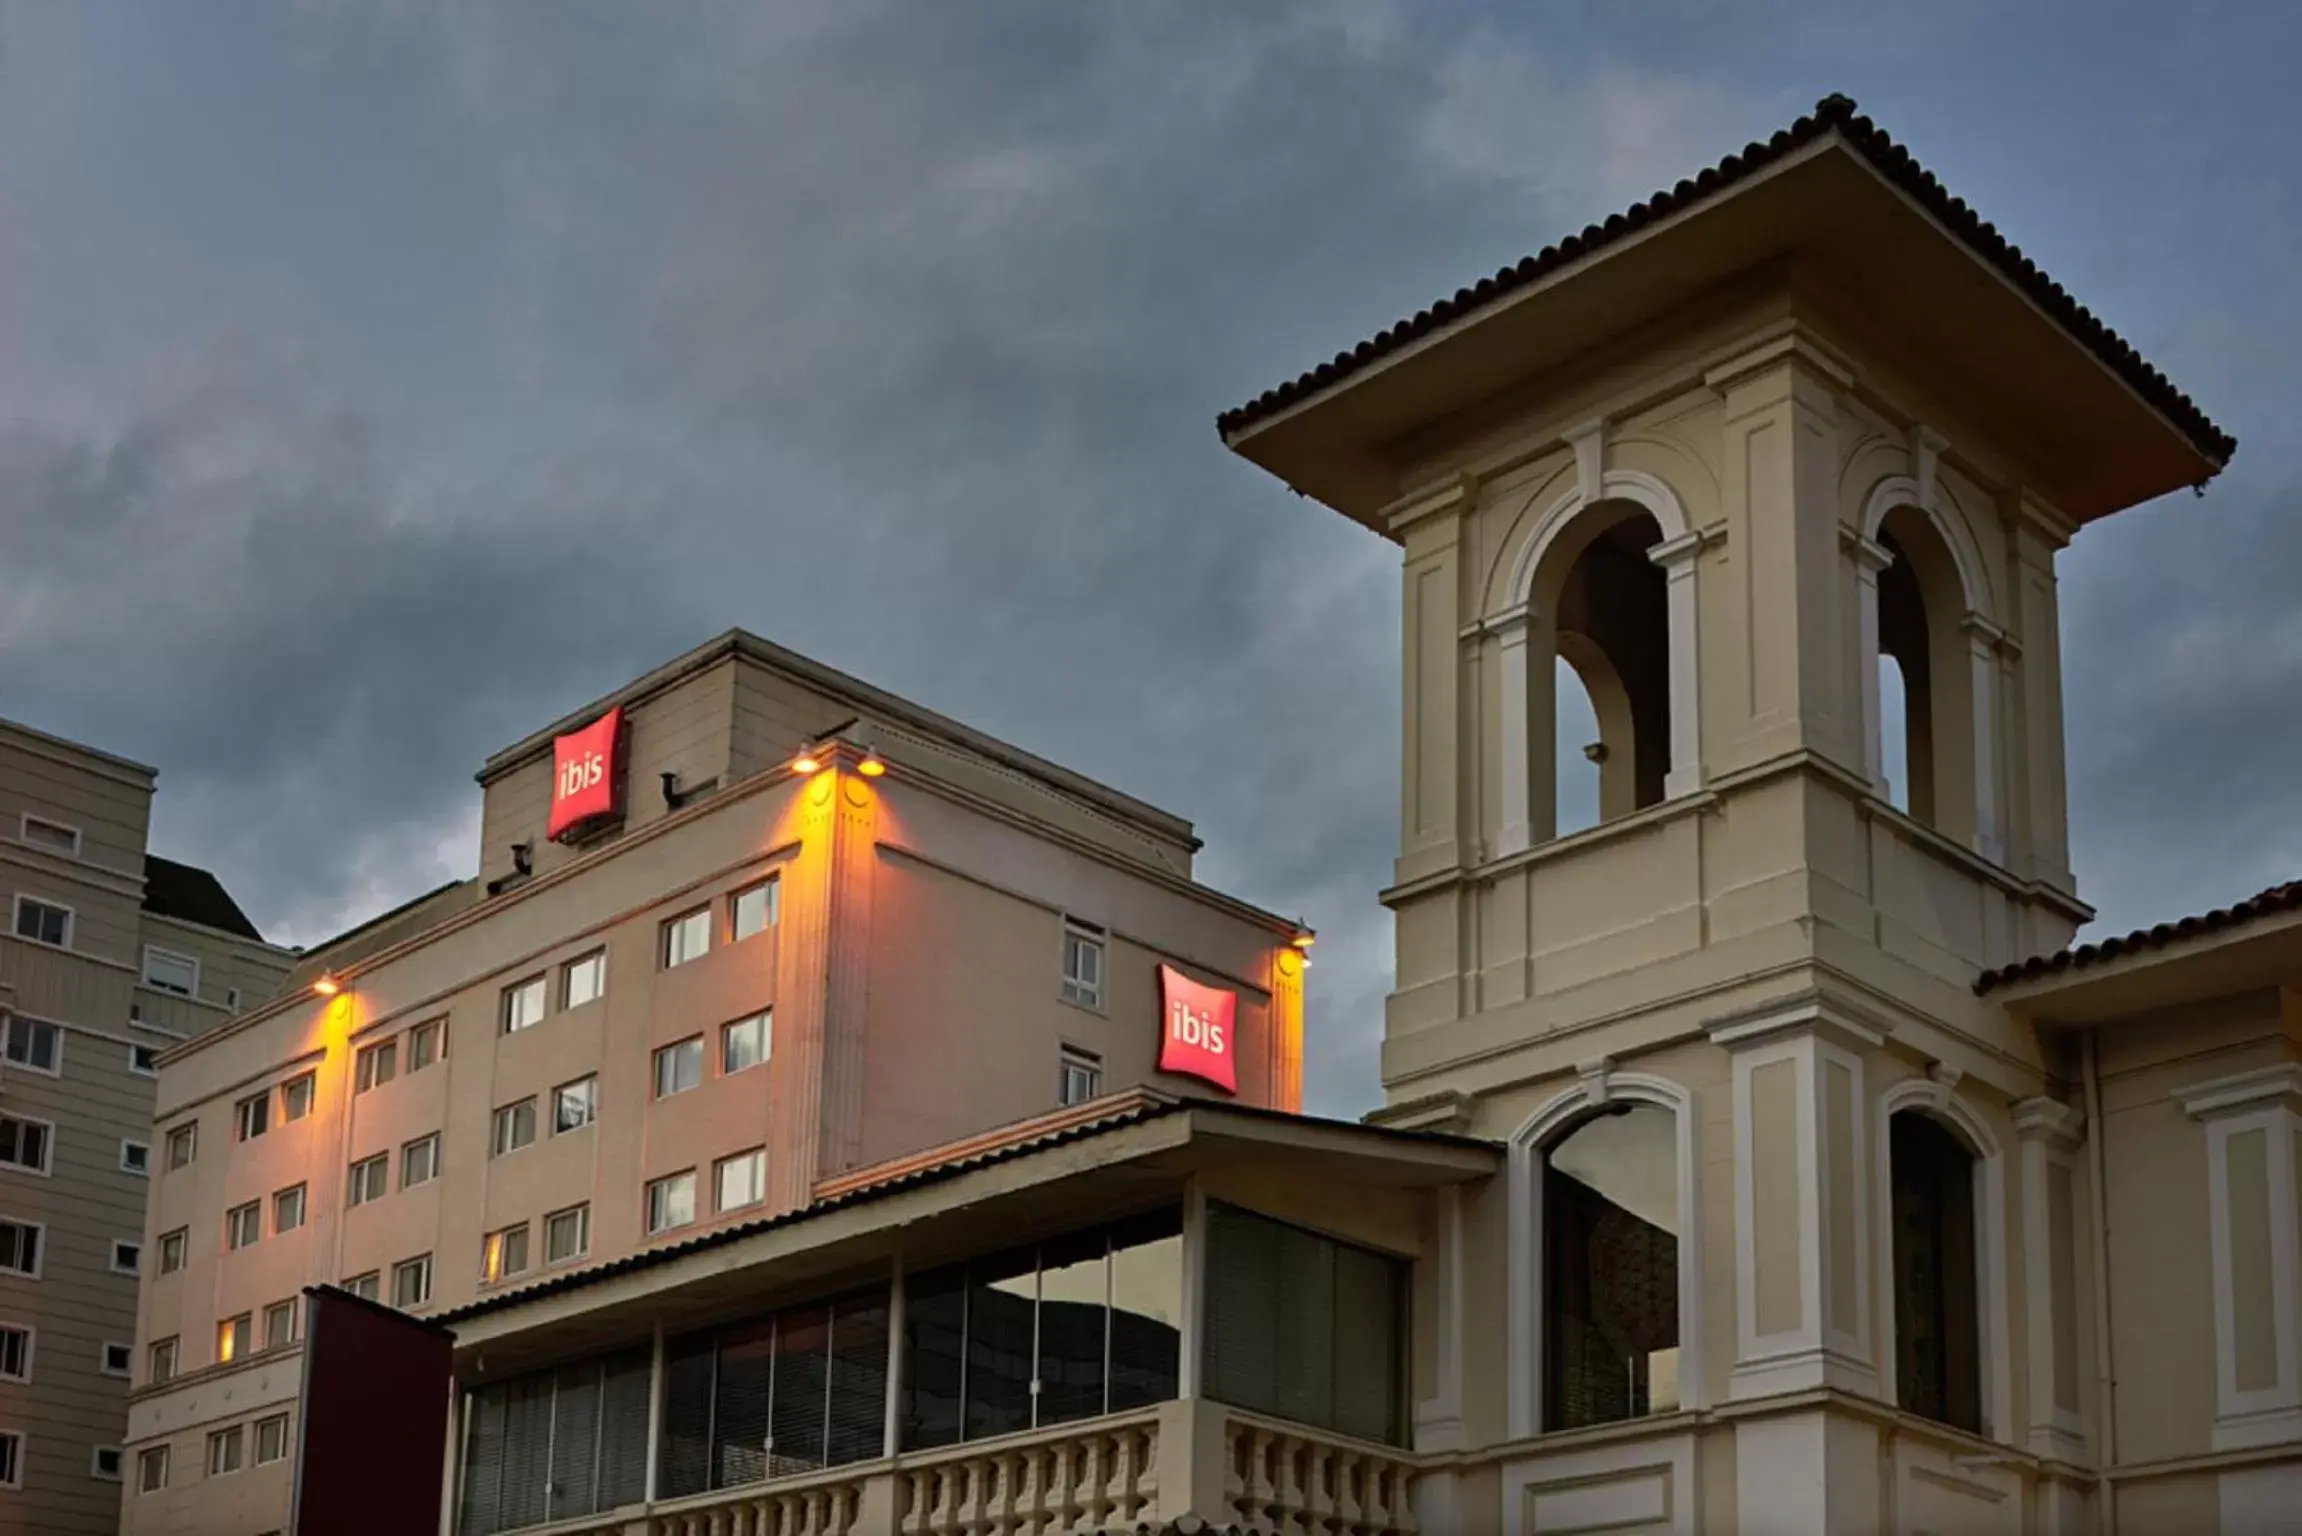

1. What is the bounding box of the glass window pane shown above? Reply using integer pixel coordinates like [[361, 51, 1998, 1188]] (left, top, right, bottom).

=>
[[712, 1317, 774, 1490], [1108, 1208, 1182, 1411], [900, 1265, 966, 1450], [658, 1331, 715, 1500], [1543, 1103, 1679, 1432], [963, 1248, 1036, 1441], [827, 1291, 890, 1466], [1035, 1229, 1107, 1427], [769, 1305, 830, 1476]]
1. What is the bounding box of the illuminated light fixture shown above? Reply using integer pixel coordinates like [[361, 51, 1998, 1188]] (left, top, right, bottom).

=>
[[1291, 928, 1316, 950], [857, 750, 886, 778], [790, 749, 823, 776], [311, 972, 342, 998]]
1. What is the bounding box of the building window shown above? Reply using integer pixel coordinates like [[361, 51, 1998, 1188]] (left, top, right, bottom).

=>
[[545, 1204, 590, 1265], [492, 1099, 537, 1157], [148, 1337, 178, 1384], [552, 1076, 597, 1135], [263, 1298, 297, 1351], [0, 1325, 28, 1382], [392, 1254, 433, 1309], [458, 1344, 651, 1534], [901, 1209, 1182, 1451], [101, 1342, 131, 1377], [128, 1043, 160, 1077], [1890, 1111, 1983, 1434], [158, 1228, 187, 1274], [662, 907, 711, 968], [137, 1445, 169, 1493], [226, 987, 242, 1011], [217, 1312, 251, 1364], [91, 1445, 123, 1481], [110, 1240, 141, 1275], [234, 1090, 271, 1142], [273, 1184, 307, 1234], [0, 1220, 40, 1277], [355, 1038, 397, 1093], [401, 1133, 442, 1189], [0, 1115, 53, 1175], [501, 975, 548, 1034], [121, 1139, 151, 1175], [1541, 1102, 1681, 1431], [1059, 1046, 1102, 1107], [731, 879, 778, 941], [207, 1424, 244, 1476], [344, 1272, 380, 1303], [646, 1170, 697, 1235], [2, 1018, 59, 1074], [346, 1155, 388, 1208], [280, 1072, 316, 1122], [164, 1123, 196, 1170], [653, 1037, 703, 1100], [721, 1011, 769, 1075], [482, 1224, 529, 1284], [1060, 921, 1105, 1009], [141, 946, 199, 997], [19, 814, 79, 855], [254, 1413, 289, 1464], [561, 950, 606, 1010], [1200, 1203, 1404, 1446], [12, 896, 71, 949], [715, 1149, 766, 1213], [225, 1200, 262, 1250], [408, 1017, 445, 1072]]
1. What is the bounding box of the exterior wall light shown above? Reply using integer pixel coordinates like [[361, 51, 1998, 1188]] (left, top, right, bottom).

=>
[[790, 750, 823, 776], [312, 973, 342, 998], [857, 751, 886, 778]]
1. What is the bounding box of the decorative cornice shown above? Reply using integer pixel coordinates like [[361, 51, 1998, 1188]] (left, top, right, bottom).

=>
[[2011, 1095, 2086, 1149], [2176, 1064, 2302, 1121]]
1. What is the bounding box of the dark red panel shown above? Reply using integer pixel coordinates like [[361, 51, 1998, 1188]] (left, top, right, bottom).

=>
[[291, 1286, 455, 1536]]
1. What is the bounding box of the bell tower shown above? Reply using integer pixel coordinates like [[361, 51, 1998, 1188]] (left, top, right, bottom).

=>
[[1222, 97, 2230, 1533]]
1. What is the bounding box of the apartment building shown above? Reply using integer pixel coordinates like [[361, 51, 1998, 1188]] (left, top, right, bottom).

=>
[[122, 631, 1311, 1532], [0, 718, 292, 1533]]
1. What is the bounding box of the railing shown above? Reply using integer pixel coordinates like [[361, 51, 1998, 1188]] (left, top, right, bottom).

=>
[[1223, 1413, 1420, 1535], [895, 1412, 1160, 1534], [647, 1477, 865, 1536]]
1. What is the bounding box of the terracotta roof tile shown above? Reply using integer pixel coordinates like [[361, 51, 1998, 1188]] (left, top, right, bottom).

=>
[[1976, 880, 2302, 994]]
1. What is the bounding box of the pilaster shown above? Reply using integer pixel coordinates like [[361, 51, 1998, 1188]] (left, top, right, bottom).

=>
[[1397, 500, 1470, 887], [2177, 1064, 2302, 1451], [2013, 1095, 2089, 1463]]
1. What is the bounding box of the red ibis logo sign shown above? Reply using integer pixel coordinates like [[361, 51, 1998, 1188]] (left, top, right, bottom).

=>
[[547, 706, 626, 842], [1158, 964, 1237, 1095]]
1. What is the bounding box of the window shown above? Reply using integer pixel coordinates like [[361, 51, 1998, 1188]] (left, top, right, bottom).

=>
[[0, 1220, 40, 1276], [101, 1342, 131, 1377], [3, 1017, 59, 1074], [715, 1149, 766, 1212], [1891, 1111, 1982, 1434], [1200, 1203, 1404, 1445], [721, 1011, 769, 1075], [12, 896, 70, 948], [552, 1076, 597, 1135], [492, 1099, 536, 1156], [280, 1072, 315, 1122], [91, 1445, 123, 1481], [1059, 1046, 1102, 1106], [482, 1224, 529, 1284], [346, 1154, 388, 1207], [1541, 1103, 1681, 1431], [121, 1139, 150, 1175], [0, 1115, 52, 1174], [662, 906, 711, 968], [226, 986, 242, 1010], [401, 1132, 442, 1189], [254, 1413, 289, 1464], [545, 1204, 590, 1265], [142, 946, 199, 997], [653, 1037, 703, 1099], [273, 1184, 306, 1234], [457, 1344, 651, 1534], [501, 975, 548, 1033], [0, 1429, 18, 1489], [20, 814, 79, 855], [0, 1325, 28, 1382], [901, 1209, 1181, 1451], [158, 1228, 187, 1274], [344, 1272, 380, 1303], [226, 1200, 262, 1250], [234, 1090, 270, 1141], [408, 1017, 445, 1072], [165, 1123, 196, 1170], [110, 1239, 141, 1275], [562, 950, 606, 1010], [263, 1298, 296, 1350], [217, 1312, 251, 1364], [354, 1038, 397, 1093], [1060, 921, 1104, 1008], [148, 1337, 178, 1384], [207, 1424, 244, 1476], [137, 1445, 169, 1493], [392, 1254, 433, 1309], [731, 879, 778, 941], [128, 1042, 160, 1077], [645, 1170, 696, 1235]]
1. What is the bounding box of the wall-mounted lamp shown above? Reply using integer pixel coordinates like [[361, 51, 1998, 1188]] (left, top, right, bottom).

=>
[[790, 749, 823, 776], [857, 750, 886, 778], [311, 972, 342, 998]]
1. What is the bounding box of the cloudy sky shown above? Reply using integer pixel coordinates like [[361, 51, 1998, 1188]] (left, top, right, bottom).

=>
[[4, 2, 2299, 1115]]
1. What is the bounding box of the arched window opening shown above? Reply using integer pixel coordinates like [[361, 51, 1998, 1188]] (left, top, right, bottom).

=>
[[1543, 1103, 1679, 1430], [1877, 652, 1911, 815], [1889, 1111, 1981, 1434], [1875, 527, 1936, 826], [1551, 510, 1669, 828], [1554, 657, 1601, 837]]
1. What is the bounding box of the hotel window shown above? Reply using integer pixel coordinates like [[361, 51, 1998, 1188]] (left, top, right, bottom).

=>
[[217, 1312, 252, 1364], [401, 1132, 442, 1189], [392, 1254, 433, 1309], [347, 1154, 388, 1208], [458, 1344, 651, 1534], [226, 1200, 262, 1250], [553, 1076, 597, 1135], [354, 1037, 397, 1093], [1060, 920, 1104, 1008], [562, 950, 606, 1010], [0, 1429, 19, 1489], [0, 1115, 52, 1174], [501, 975, 548, 1033], [662, 907, 711, 968], [128, 1042, 161, 1077], [731, 879, 778, 942], [482, 1224, 530, 1284], [2, 1018, 59, 1074], [110, 1239, 141, 1275], [148, 1337, 178, 1384], [121, 1138, 151, 1175], [721, 1011, 769, 1075], [141, 946, 199, 997], [901, 1208, 1182, 1451], [234, 1089, 271, 1141], [0, 1220, 40, 1276], [20, 814, 79, 855], [715, 1149, 766, 1213], [137, 1445, 169, 1493], [92, 1445, 124, 1481], [274, 1184, 306, 1235], [0, 1325, 27, 1382], [102, 1342, 132, 1377], [165, 1122, 196, 1170], [408, 1017, 445, 1072], [1201, 1203, 1406, 1446], [1541, 1102, 1681, 1431], [159, 1228, 187, 1274], [263, 1298, 296, 1350], [255, 1413, 289, 1464], [344, 1272, 380, 1303], [207, 1424, 244, 1476], [645, 1170, 696, 1235], [1891, 1111, 1983, 1435], [653, 1036, 703, 1099], [1059, 1046, 1102, 1106], [546, 1204, 590, 1265], [493, 1099, 537, 1156], [280, 1071, 315, 1122], [12, 896, 70, 949]]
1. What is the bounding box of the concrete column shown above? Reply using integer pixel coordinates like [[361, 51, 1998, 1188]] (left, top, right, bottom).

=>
[[1845, 531, 1895, 794], [2013, 1096, 2089, 1463], [1490, 604, 1536, 857], [2176, 1065, 2302, 1451], [1648, 530, 1705, 799]]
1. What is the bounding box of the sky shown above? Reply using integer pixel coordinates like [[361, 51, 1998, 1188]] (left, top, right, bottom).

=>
[[5, 2, 2302, 1118]]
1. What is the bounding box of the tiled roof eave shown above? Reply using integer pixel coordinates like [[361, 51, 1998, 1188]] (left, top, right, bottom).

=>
[[1976, 881, 2302, 995]]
